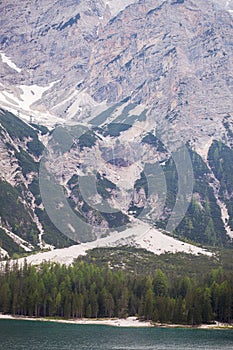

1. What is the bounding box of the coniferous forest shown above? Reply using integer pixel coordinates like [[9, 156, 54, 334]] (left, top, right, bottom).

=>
[[0, 260, 232, 325]]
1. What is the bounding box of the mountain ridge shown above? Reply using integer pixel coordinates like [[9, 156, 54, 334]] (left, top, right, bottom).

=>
[[0, 0, 233, 260]]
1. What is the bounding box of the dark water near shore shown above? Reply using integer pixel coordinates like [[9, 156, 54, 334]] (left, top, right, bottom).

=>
[[0, 320, 232, 350]]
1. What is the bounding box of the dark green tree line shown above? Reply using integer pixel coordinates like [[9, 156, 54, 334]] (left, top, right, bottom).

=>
[[0, 261, 232, 325]]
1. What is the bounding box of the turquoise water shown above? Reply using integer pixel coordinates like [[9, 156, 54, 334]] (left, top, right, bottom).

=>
[[0, 320, 232, 350]]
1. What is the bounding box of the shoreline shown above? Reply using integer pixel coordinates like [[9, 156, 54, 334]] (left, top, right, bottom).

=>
[[0, 314, 232, 329]]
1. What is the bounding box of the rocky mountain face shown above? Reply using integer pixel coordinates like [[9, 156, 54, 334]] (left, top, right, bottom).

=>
[[89, 0, 233, 150], [0, 108, 77, 257], [0, 0, 134, 124], [0, 0, 233, 257]]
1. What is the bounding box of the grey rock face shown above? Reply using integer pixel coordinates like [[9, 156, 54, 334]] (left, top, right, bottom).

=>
[[87, 0, 233, 150], [0, 0, 233, 255], [0, 0, 104, 83], [1, 0, 232, 151]]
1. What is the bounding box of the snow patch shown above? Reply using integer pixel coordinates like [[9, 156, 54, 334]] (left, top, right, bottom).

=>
[[0, 226, 34, 252], [17, 83, 55, 110], [67, 223, 76, 233], [104, 0, 136, 16], [207, 166, 233, 240], [219, 202, 233, 239], [0, 52, 22, 73], [195, 137, 213, 160], [0, 81, 64, 127], [0, 247, 9, 259]]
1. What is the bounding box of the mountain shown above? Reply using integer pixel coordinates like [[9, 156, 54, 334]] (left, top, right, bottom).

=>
[[1, 0, 232, 132], [0, 0, 233, 260], [0, 108, 77, 257], [0, 107, 212, 260]]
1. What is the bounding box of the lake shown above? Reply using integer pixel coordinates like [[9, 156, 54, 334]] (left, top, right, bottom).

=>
[[0, 320, 232, 350]]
